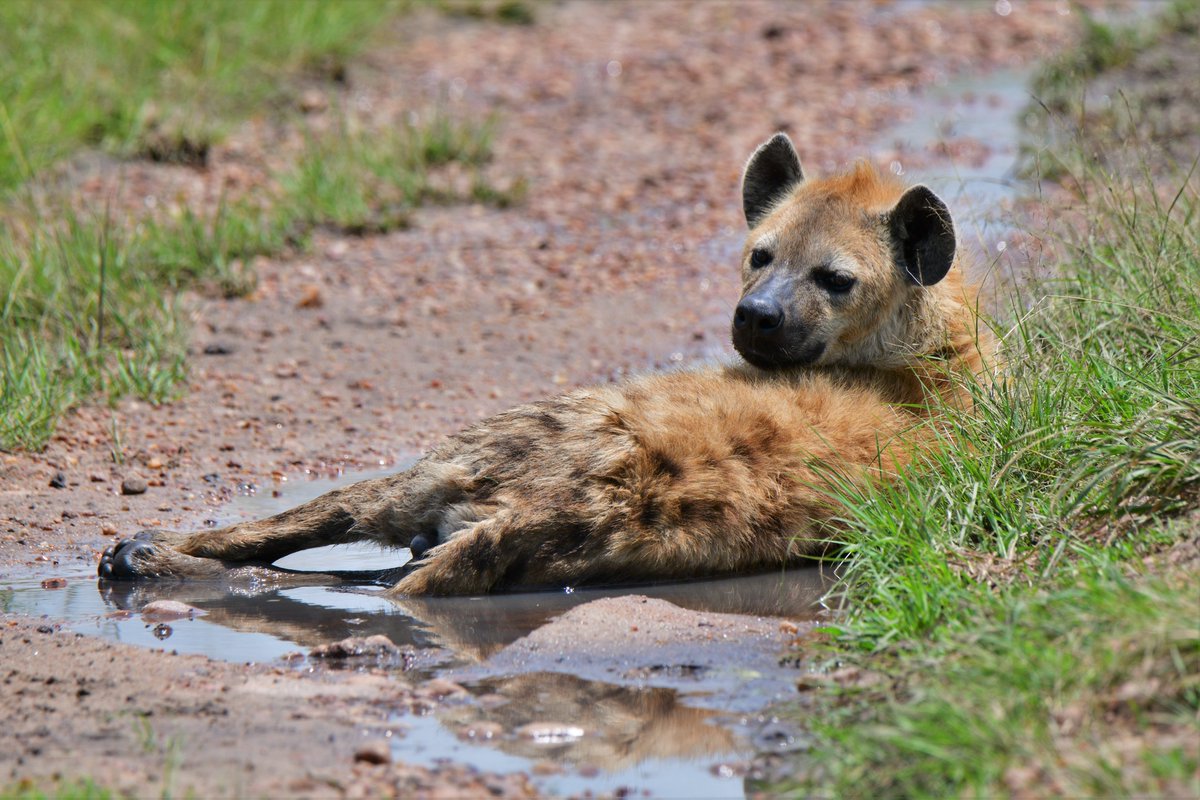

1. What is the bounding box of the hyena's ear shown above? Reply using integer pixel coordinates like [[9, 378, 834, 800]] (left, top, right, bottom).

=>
[[742, 133, 804, 228], [888, 185, 956, 286]]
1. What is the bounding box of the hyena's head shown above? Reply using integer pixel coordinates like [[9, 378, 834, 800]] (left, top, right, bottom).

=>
[[733, 133, 958, 371]]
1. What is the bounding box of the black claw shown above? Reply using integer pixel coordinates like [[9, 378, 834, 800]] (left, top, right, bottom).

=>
[[97, 538, 156, 581]]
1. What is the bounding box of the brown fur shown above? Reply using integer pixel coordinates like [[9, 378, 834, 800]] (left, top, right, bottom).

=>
[[98, 136, 994, 596]]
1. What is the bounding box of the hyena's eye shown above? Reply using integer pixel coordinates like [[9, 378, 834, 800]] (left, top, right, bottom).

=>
[[814, 268, 856, 293], [749, 248, 773, 269]]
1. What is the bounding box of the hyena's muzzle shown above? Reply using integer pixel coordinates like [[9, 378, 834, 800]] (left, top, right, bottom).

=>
[[731, 274, 825, 369]]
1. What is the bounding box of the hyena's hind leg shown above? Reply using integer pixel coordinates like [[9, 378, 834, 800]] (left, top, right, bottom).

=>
[[388, 510, 533, 597], [98, 462, 470, 581]]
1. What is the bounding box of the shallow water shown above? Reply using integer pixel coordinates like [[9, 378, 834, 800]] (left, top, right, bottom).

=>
[[874, 66, 1037, 287], [4, 469, 833, 797], [3, 557, 831, 661]]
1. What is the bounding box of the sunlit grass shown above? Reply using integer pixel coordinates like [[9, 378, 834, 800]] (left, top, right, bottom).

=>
[[772, 157, 1200, 799], [0, 0, 407, 189]]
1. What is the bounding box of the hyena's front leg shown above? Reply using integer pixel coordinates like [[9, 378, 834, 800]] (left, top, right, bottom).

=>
[[98, 476, 405, 581]]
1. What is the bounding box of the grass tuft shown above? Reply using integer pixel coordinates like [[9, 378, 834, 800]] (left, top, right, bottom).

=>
[[0, 780, 113, 800], [282, 111, 506, 235], [788, 573, 1199, 799], [0, 0, 406, 190]]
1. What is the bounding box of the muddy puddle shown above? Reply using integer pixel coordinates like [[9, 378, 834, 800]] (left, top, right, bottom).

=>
[[5, 469, 833, 798], [875, 66, 1037, 285]]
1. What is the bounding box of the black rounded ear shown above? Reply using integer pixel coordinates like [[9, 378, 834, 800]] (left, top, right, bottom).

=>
[[888, 185, 956, 286], [742, 133, 804, 229]]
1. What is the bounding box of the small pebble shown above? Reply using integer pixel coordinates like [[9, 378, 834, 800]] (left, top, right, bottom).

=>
[[422, 678, 467, 698], [141, 600, 204, 621], [40, 577, 68, 590], [310, 634, 398, 659], [121, 476, 148, 495], [297, 284, 324, 309], [353, 741, 391, 765]]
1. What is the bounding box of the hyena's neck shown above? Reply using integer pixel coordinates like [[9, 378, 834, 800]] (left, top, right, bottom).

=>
[[830, 274, 993, 410], [881, 277, 994, 409]]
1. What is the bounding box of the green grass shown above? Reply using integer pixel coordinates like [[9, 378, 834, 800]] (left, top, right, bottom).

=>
[[771, 168, 1200, 799], [0, 0, 526, 451], [0, 780, 113, 800], [283, 110, 504, 235], [784, 572, 1199, 798], [767, 8, 1200, 794], [0, 0, 407, 190], [1031, 0, 1199, 112], [0, 209, 190, 450], [1023, 0, 1200, 181], [441, 0, 537, 25]]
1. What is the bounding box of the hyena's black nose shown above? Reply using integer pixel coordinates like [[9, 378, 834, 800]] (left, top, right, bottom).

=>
[[734, 296, 784, 335]]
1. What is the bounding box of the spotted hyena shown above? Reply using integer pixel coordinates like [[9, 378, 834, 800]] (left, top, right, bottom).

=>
[[98, 134, 993, 596]]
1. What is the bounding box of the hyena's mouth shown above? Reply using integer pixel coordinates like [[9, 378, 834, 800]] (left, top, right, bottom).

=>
[[733, 338, 826, 370]]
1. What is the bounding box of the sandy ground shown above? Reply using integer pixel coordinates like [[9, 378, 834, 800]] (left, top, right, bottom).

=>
[[0, 1, 1087, 795]]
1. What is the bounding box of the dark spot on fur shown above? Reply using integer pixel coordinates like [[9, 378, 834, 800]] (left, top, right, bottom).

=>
[[639, 499, 661, 528], [564, 484, 590, 508], [463, 535, 502, 577], [469, 474, 502, 502], [555, 521, 593, 556], [601, 410, 627, 433], [528, 409, 567, 434], [730, 436, 757, 462], [488, 434, 538, 464], [646, 450, 683, 480], [757, 416, 782, 445], [679, 498, 727, 526], [738, 417, 784, 461]]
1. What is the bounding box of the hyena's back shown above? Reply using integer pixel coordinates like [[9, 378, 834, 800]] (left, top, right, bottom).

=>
[[362, 365, 914, 593]]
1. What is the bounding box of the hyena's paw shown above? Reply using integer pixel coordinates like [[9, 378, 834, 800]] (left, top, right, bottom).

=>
[[98, 530, 224, 581]]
